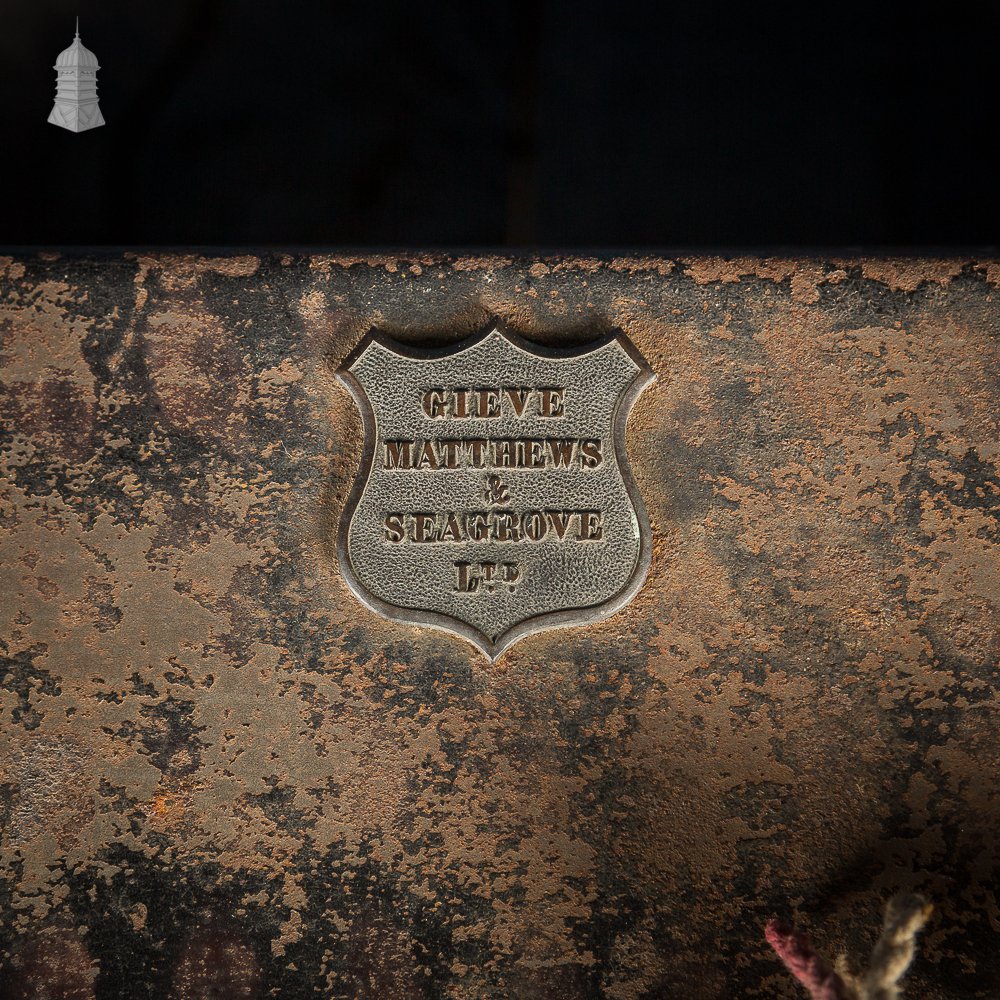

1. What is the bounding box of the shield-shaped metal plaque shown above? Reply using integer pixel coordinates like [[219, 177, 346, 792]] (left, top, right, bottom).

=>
[[337, 323, 653, 658]]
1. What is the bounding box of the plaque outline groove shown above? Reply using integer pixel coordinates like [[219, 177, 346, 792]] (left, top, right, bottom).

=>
[[336, 320, 654, 660]]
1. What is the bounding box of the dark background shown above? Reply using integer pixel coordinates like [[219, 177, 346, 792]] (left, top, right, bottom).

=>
[[1, 1, 997, 248]]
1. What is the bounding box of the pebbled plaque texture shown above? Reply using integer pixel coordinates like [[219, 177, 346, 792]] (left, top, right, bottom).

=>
[[338, 326, 652, 657], [0, 253, 998, 998]]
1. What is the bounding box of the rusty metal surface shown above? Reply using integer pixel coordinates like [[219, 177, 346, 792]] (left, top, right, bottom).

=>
[[0, 252, 997, 998]]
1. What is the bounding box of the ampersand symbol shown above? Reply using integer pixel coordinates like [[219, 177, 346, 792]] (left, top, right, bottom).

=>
[[483, 474, 510, 505]]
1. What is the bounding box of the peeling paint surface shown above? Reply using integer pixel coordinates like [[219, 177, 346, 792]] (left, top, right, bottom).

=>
[[0, 253, 997, 998]]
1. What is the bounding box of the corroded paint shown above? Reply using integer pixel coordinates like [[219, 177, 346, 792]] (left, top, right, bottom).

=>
[[0, 253, 997, 998]]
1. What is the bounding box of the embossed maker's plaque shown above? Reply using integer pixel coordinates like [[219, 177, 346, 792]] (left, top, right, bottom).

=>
[[337, 324, 653, 658]]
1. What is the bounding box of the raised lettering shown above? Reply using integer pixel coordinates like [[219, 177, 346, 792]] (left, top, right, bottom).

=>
[[413, 512, 434, 543], [385, 440, 412, 469], [547, 439, 575, 468], [422, 388, 447, 419], [540, 387, 565, 418], [384, 513, 405, 542], [580, 439, 603, 468], [505, 387, 531, 416], [581, 510, 603, 540], [478, 388, 502, 418]]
